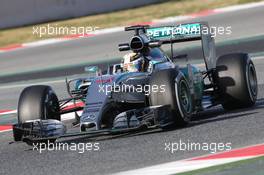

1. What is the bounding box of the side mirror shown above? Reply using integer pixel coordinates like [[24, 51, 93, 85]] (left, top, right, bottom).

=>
[[84, 66, 101, 76], [118, 43, 130, 51], [172, 54, 188, 60], [148, 41, 162, 48]]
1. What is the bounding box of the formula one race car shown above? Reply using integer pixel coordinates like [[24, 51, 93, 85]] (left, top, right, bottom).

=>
[[13, 22, 258, 145]]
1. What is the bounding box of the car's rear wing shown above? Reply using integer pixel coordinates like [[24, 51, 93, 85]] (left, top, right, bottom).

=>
[[146, 22, 216, 70], [146, 23, 201, 43]]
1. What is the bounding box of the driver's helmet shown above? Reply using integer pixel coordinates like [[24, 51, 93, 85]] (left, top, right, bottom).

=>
[[123, 52, 144, 72]]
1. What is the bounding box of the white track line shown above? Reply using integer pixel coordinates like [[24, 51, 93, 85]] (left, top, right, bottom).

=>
[[0, 110, 17, 115], [114, 143, 264, 175], [0, 79, 65, 90], [113, 157, 254, 175], [23, 38, 66, 47], [0, 129, 12, 133]]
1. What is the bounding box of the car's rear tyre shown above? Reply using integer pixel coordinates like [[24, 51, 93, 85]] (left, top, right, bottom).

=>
[[17, 85, 61, 123], [149, 68, 192, 127], [216, 53, 258, 110]]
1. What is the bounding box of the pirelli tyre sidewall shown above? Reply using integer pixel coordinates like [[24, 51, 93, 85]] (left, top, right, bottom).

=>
[[216, 53, 258, 110], [18, 85, 61, 123], [149, 68, 192, 127]]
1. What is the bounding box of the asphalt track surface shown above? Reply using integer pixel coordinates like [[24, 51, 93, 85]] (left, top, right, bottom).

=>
[[0, 56, 263, 175], [1, 5, 264, 175]]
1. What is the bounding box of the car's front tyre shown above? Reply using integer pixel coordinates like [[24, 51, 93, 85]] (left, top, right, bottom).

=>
[[17, 85, 61, 123], [149, 68, 193, 127]]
